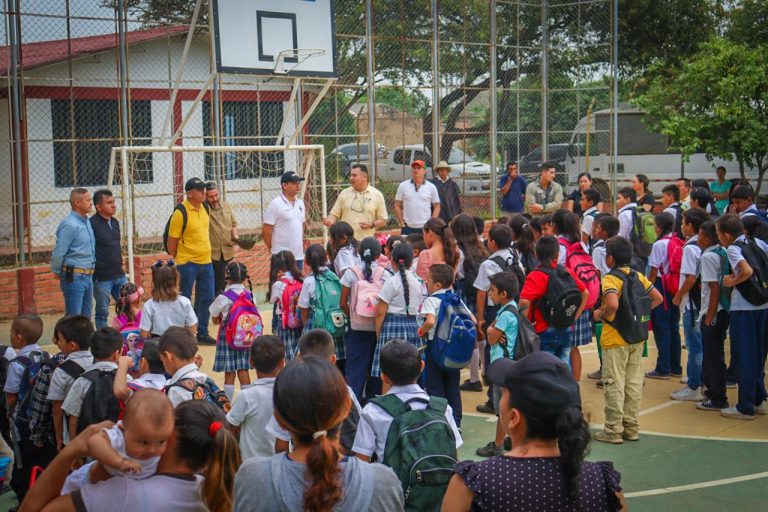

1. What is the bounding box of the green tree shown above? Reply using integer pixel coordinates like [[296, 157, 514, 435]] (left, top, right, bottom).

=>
[[636, 37, 768, 196]]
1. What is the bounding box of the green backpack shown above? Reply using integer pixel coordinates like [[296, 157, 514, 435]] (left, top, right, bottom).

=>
[[712, 246, 732, 312], [631, 207, 657, 258], [310, 270, 347, 338], [371, 395, 458, 512]]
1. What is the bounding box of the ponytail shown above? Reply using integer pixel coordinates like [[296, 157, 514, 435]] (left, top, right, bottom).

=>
[[425, 218, 459, 269], [203, 423, 241, 512], [359, 237, 382, 283], [555, 407, 591, 503], [305, 244, 328, 277], [391, 243, 414, 317], [174, 401, 241, 512], [304, 427, 344, 511]]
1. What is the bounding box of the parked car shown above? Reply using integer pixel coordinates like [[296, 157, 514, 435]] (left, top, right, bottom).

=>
[[380, 144, 491, 195], [331, 143, 388, 176], [518, 144, 573, 187]]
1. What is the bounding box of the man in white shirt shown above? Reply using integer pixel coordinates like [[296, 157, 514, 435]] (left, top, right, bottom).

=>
[[394, 160, 440, 235], [676, 177, 692, 210], [352, 340, 462, 462], [616, 187, 638, 240], [263, 171, 306, 267]]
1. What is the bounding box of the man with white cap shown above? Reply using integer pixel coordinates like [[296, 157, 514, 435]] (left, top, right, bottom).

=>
[[394, 160, 441, 235], [431, 160, 462, 224]]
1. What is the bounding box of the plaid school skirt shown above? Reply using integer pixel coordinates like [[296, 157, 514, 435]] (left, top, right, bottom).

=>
[[302, 316, 347, 361], [570, 310, 593, 347], [272, 312, 302, 361], [213, 326, 251, 372], [372, 313, 422, 377]]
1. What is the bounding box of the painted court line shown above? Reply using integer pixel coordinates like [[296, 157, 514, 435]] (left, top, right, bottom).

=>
[[625, 471, 768, 498], [638, 400, 684, 416]]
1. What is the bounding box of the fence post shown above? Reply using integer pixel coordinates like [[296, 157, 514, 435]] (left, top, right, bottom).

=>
[[365, 0, 377, 183], [489, 0, 498, 219], [431, 0, 440, 162], [541, 0, 549, 162], [611, 0, 619, 212], [8, 0, 25, 265]]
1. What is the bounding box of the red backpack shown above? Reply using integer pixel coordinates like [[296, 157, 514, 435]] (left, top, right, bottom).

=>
[[560, 239, 600, 310], [280, 278, 303, 329], [660, 233, 685, 296], [222, 290, 264, 350]]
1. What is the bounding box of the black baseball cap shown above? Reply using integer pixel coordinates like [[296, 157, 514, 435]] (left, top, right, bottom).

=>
[[185, 177, 207, 191], [280, 171, 305, 184], [488, 351, 581, 419]]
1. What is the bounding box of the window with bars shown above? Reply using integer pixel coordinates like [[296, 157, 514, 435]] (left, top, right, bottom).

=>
[[202, 100, 284, 180], [52, 99, 153, 187]]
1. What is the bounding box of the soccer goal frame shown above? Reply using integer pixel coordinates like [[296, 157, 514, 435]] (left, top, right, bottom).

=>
[[108, 144, 327, 282]]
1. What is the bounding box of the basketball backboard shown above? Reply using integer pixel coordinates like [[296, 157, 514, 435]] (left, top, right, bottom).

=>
[[211, 0, 337, 77]]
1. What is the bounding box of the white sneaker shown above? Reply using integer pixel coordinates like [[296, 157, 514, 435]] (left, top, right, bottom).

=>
[[756, 401, 768, 415], [721, 406, 755, 420], [670, 386, 705, 401]]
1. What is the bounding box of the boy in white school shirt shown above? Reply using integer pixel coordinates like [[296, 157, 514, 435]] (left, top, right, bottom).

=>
[[158, 327, 210, 407], [352, 339, 462, 463], [226, 335, 285, 461], [670, 208, 709, 401], [616, 188, 638, 240], [580, 188, 602, 247]]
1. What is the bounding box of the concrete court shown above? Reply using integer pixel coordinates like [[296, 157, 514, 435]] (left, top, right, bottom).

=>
[[1, 312, 767, 511]]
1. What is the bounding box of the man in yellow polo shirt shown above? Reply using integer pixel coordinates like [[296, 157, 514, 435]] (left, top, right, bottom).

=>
[[166, 177, 216, 345], [591, 237, 662, 444], [323, 163, 388, 240]]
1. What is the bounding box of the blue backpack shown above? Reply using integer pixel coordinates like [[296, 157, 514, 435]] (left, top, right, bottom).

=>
[[429, 292, 476, 370]]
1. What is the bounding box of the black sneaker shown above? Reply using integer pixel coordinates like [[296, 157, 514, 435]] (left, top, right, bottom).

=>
[[197, 334, 217, 346], [460, 379, 483, 392], [476, 400, 495, 415], [475, 441, 504, 457], [697, 399, 728, 411]]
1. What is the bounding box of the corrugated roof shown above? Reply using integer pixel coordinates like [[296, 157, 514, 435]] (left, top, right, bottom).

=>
[[0, 25, 189, 75]]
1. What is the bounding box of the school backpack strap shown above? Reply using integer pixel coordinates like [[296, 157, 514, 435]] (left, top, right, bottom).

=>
[[370, 393, 412, 419], [57, 359, 86, 381], [426, 395, 448, 416]]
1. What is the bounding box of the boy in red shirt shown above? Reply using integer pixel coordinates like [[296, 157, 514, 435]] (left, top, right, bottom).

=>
[[519, 236, 590, 365]]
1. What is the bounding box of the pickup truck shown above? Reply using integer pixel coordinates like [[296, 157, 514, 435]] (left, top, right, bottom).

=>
[[378, 144, 491, 195]]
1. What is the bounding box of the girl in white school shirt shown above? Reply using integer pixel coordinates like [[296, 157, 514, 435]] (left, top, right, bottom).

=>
[[373, 242, 426, 379]]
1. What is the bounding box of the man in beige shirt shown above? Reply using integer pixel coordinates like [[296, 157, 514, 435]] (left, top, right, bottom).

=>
[[525, 162, 564, 216], [324, 164, 388, 240], [206, 181, 238, 294]]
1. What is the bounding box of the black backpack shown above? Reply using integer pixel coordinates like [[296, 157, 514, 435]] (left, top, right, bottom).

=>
[[496, 303, 540, 360], [733, 238, 768, 306], [604, 268, 653, 344], [685, 240, 702, 313], [457, 242, 480, 305], [490, 249, 526, 300], [537, 265, 583, 330], [162, 202, 211, 253], [76, 368, 121, 435]]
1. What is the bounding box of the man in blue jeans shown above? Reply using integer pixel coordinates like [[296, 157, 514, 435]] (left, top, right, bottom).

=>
[[90, 189, 128, 328], [166, 177, 216, 345], [51, 188, 96, 317]]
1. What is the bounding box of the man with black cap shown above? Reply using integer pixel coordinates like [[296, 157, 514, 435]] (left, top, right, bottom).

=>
[[167, 176, 216, 345], [442, 351, 626, 510], [263, 171, 307, 268]]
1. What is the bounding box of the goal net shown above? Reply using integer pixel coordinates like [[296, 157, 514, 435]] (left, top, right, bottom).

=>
[[108, 144, 329, 298]]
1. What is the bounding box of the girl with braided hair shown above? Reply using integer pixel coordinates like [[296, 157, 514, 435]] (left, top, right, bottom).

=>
[[372, 242, 426, 379], [209, 260, 254, 400]]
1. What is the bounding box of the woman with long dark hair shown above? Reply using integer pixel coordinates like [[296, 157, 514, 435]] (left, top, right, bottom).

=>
[[566, 172, 593, 216], [415, 218, 459, 281], [442, 352, 625, 511], [632, 173, 655, 212], [234, 357, 404, 511]]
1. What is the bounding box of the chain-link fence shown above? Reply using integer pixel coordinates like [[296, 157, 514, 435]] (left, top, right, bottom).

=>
[[0, 0, 617, 284]]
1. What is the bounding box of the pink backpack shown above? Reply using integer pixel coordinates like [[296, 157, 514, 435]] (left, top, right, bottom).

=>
[[280, 278, 303, 329], [660, 233, 685, 296], [222, 290, 264, 350], [349, 266, 387, 330], [560, 239, 600, 310]]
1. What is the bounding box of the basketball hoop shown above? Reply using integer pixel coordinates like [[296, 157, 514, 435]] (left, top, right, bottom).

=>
[[273, 48, 326, 75]]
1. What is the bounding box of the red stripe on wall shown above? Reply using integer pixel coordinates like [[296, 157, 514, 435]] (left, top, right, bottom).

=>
[[20, 86, 291, 103]]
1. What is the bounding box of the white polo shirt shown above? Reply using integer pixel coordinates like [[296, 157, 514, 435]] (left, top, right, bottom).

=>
[[263, 193, 306, 261], [395, 180, 440, 228]]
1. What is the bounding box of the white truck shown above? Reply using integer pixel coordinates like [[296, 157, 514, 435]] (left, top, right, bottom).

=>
[[377, 144, 491, 195], [565, 106, 759, 194]]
